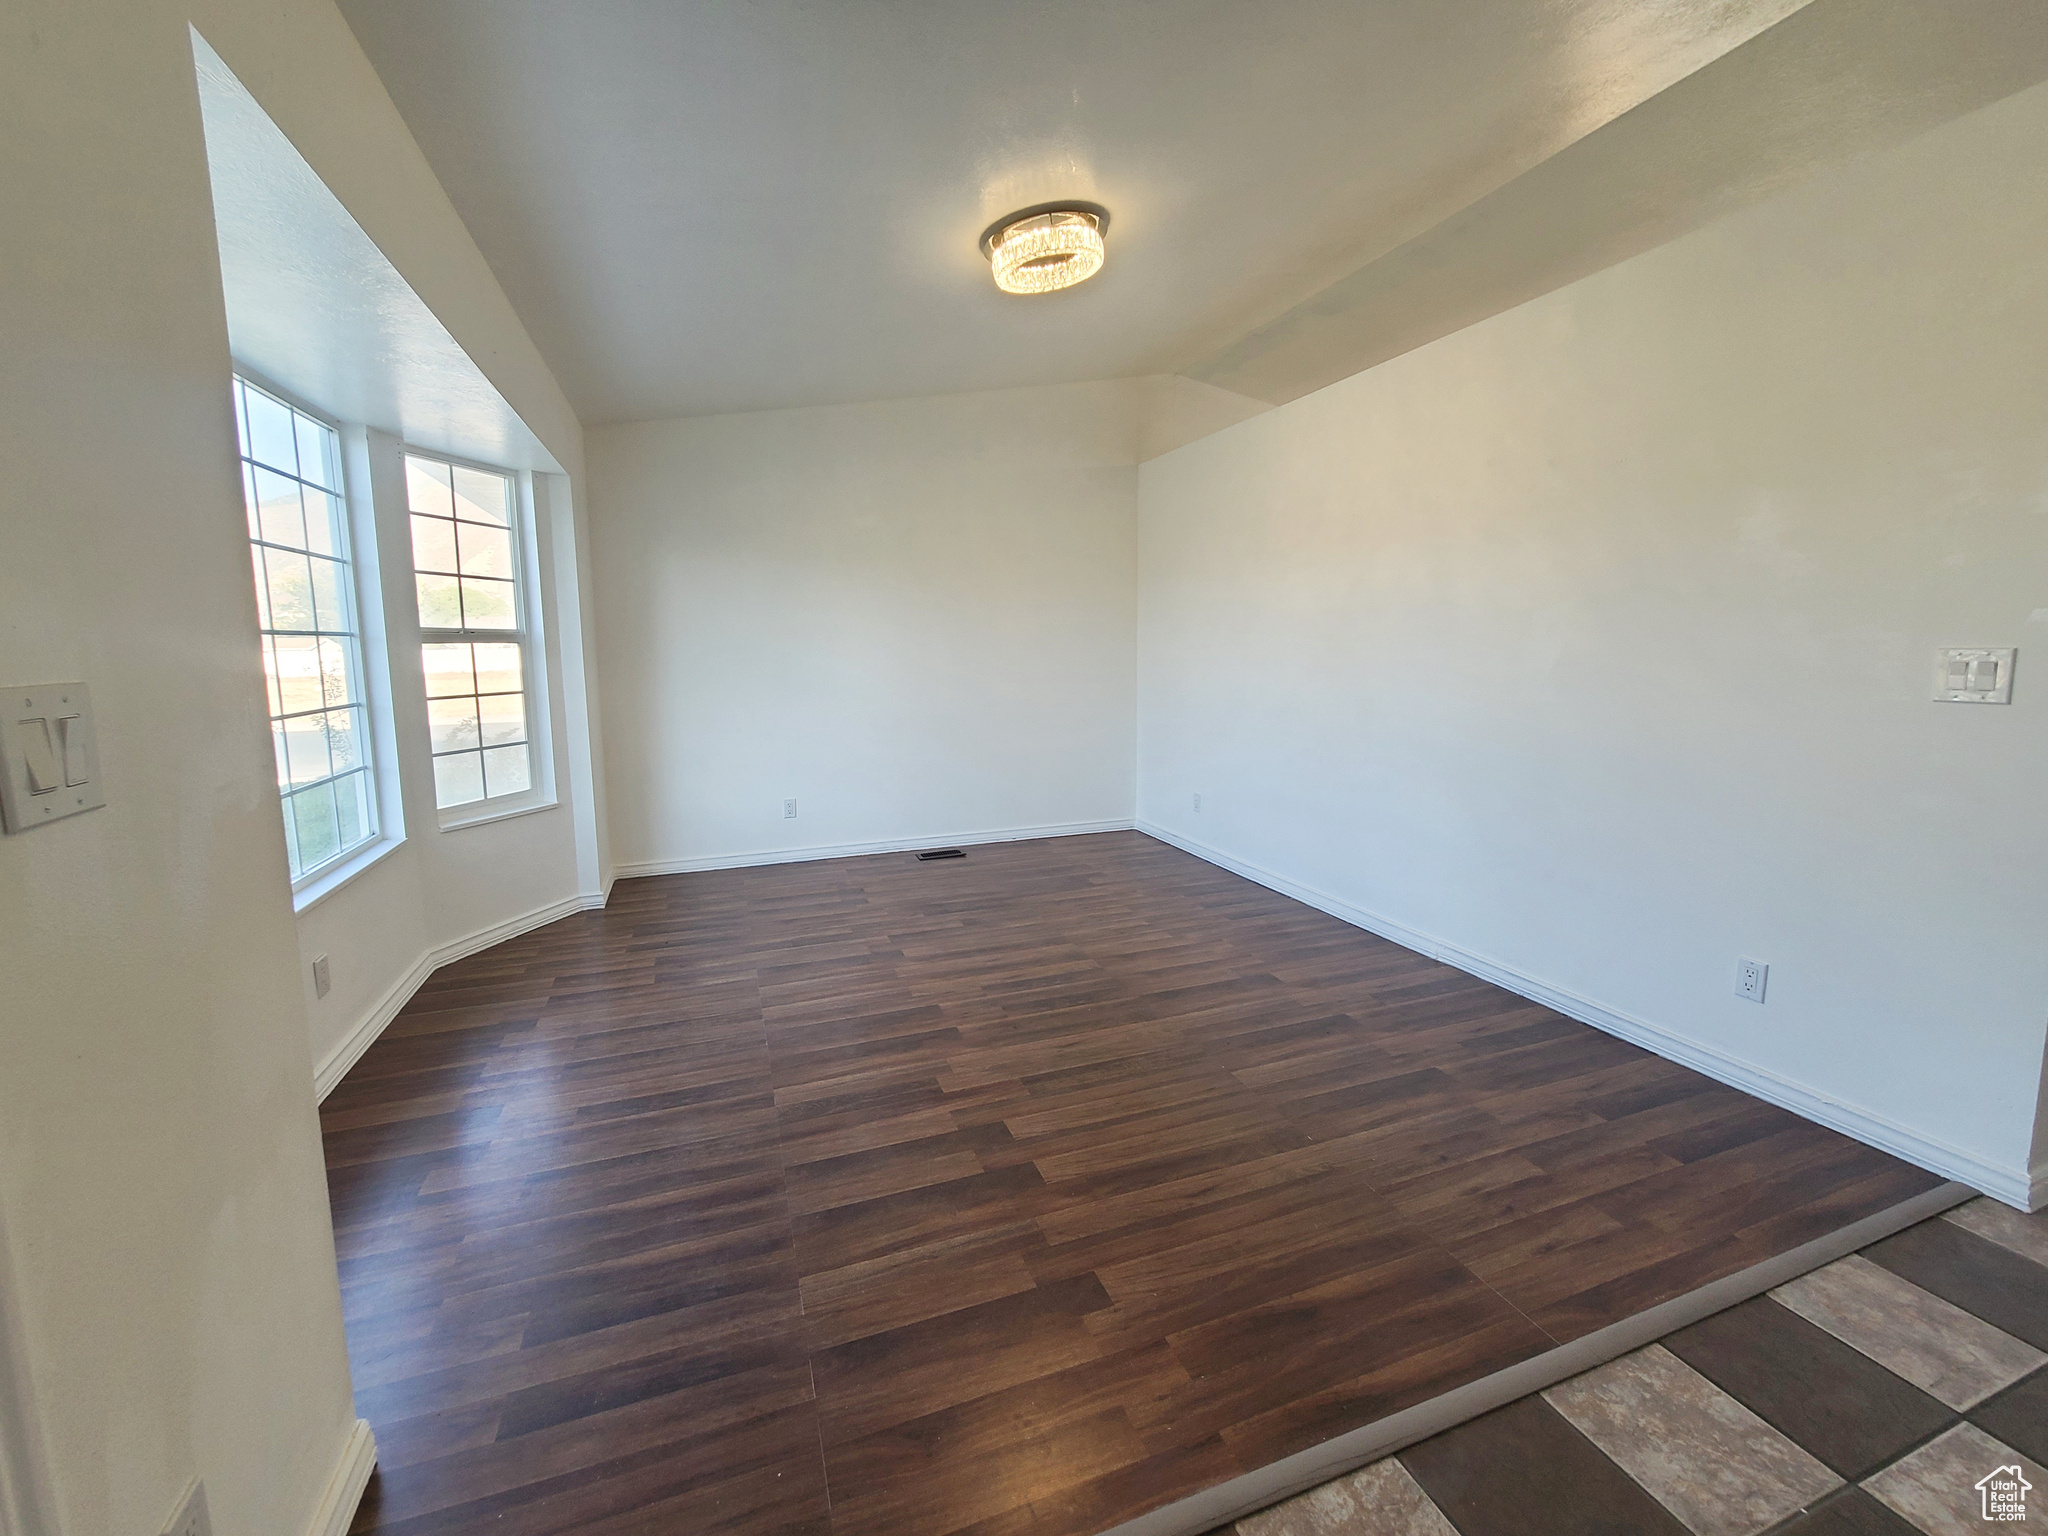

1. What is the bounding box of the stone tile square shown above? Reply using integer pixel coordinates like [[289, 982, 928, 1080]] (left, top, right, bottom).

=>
[[1545, 1344, 1839, 1536], [1236, 1456, 1457, 1536], [1863, 1422, 2044, 1536], [1771, 1256, 2044, 1410]]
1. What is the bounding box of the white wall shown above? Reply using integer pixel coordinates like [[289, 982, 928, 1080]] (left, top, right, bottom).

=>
[[589, 381, 1141, 873], [0, 8, 357, 1535], [184, 18, 608, 1087], [1137, 79, 2048, 1206], [294, 445, 604, 1091], [0, 2, 599, 1534], [1134, 375, 1272, 462]]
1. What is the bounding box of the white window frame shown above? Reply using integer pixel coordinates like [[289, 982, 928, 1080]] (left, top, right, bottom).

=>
[[402, 447, 554, 829], [234, 372, 397, 902]]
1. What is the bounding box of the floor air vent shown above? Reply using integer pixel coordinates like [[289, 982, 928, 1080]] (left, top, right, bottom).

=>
[[915, 848, 966, 861]]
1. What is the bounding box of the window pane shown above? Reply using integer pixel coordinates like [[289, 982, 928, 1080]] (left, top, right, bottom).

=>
[[473, 643, 522, 695], [303, 489, 343, 557], [456, 520, 514, 579], [459, 577, 515, 629], [335, 769, 370, 847], [452, 465, 509, 526], [252, 467, 306, 548], [308, 556, 345, 634], [422, 642, 475, 698], [427, 696, 480, 754], [271, 635, 322, 714], [415, 573, 462, 629], [245, 388, 298, 476], [316, 638, 351, 707], [325, 707, 363, 774], [264, 547, 315, 631], [406, 456, 453, 515], [478, 692, 525, 747], [237, 375, 376, 883], [433, 752, 484, 808], [482, 744, 531, 798], [282, 715, 331, 786], [259, 637, 283, 716], [406, 451, 531, 812], [295, 414, 336, 489], [241, 463, 262, 539], [279, 782, 301, 869], [411, 515, 458, 574], [291, 783, 341, 869]]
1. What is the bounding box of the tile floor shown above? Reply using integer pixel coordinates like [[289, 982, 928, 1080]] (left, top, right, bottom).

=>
[[1233, 1196, 2048, 1536]]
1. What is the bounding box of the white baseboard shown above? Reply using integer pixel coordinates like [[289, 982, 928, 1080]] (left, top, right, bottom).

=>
[[306, 1418, 376, 1536], [313, 888, 611, 1101], [613, 818, 1135, 880], [1137, 820, 2036, 1210]]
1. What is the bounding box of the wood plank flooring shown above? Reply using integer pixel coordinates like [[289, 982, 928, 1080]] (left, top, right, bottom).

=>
[[1240, 1196, 2048, 1536], [326, 830, 1940, 1536]]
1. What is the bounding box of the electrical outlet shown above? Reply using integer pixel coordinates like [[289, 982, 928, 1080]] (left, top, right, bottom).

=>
[[1735, 957, 1768, 1004], [312, 954, 331, 998], [160, 1480, 211, 1536], [1192, 792, 1201, 812], [783, 798, 797, 820]]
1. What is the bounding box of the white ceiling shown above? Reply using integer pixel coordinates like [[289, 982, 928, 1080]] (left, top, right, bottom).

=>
[[1190, 0, 2048, 404], [335, 0, 1814, 425], [194, 33, 564, 473]]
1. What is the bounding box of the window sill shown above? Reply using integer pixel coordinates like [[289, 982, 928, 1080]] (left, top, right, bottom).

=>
[[437, 794, 560, 834], [292, 833, 406, 915]]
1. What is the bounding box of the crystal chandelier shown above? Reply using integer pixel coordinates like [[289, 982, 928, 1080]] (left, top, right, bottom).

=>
[[982, 206, 1108, 295]]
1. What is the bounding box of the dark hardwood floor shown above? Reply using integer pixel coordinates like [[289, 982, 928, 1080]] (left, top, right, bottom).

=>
[[325, 830, 1940, 1536]]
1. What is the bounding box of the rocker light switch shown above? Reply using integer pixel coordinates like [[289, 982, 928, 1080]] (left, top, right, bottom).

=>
[[58, 715, 89, 785], [20, 719, 59, 793], [0, 683, 106, 832]]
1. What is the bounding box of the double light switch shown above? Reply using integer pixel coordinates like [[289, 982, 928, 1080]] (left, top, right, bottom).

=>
[[22, 715, 89, 791], [0, 682, 105, 833], [1934, 648, 2016, 704]]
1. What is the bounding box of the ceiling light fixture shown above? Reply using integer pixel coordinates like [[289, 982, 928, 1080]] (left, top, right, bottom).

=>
[[980, 203, 1109, 295]]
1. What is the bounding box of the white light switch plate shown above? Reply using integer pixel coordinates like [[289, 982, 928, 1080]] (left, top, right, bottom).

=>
[[1933, 647, 2015, 704], [0, 682, 106, 833]]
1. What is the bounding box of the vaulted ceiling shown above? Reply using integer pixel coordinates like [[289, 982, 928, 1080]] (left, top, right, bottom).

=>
[[337, 0, 2048, 426]]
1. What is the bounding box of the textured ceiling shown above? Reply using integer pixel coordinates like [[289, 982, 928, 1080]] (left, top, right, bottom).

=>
[[194, 34, 564, 473], [1190, 0, 2048, 405], [337, 0, 1816, 424]]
